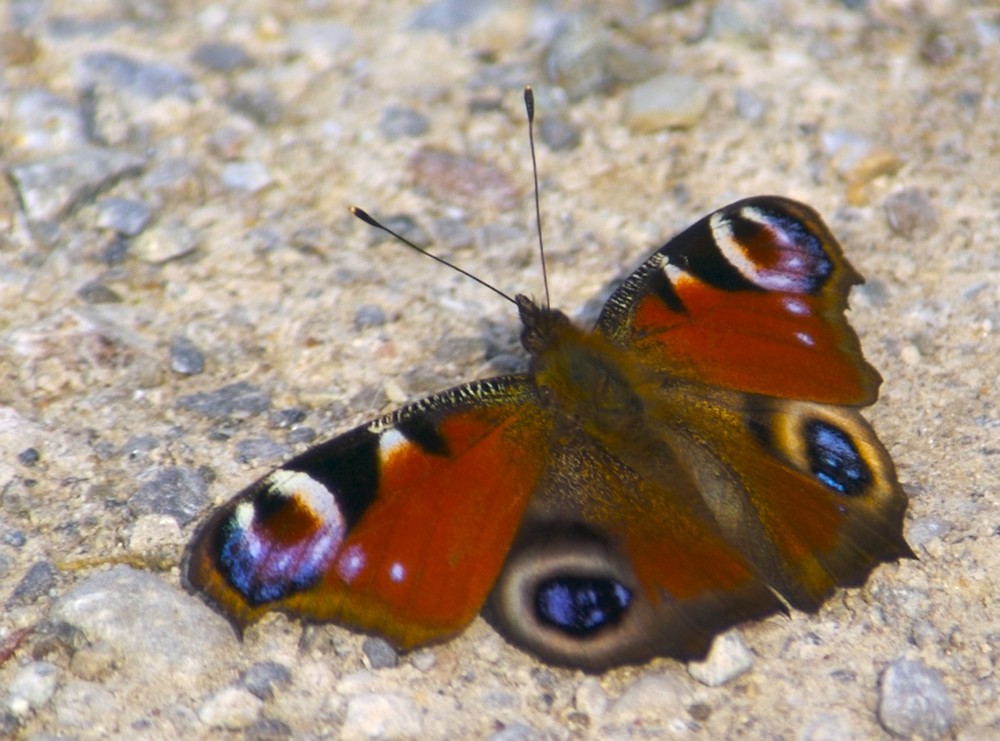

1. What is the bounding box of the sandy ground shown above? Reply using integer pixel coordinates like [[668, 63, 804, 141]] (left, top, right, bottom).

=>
[[1, 0, 998, 738]]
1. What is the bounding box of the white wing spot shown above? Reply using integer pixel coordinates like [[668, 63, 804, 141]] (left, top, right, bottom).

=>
[[783, 297, 810, 316], [389, 562, 406, 583], [377, 429, 409, 461], [796, 331, 816, 346], [337, 544, 366, 583]]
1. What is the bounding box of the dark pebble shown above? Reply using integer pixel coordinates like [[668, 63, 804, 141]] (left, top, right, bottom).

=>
[[228, 87, 284, 127], [354, 304, 387, 329], [191, 41, 253, 72], [169, 335, 206, 375], [363, 637, 400, 669], [268, 408, 307, 428], [128, 466, 210, 525], [95, 197, 152, 236], [379, 105, 430, 139], [245, 717, 293, 741], [30, 620, 86, 660], [76, 51, 197, 102], [241, 661, 292, 700], [286, 427, 317, 445], [7, 561, 58, 607], [2, 529, 27, 547], [77, 281, 123, 304], [538, 116, 581, 151], [17, 448, 40, 466], [235, 436, 288, 463], [177, 381, 271, 418]]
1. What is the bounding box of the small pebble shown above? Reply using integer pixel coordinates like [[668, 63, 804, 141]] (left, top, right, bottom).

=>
[[198, 686, 263, 730], [245, 717, 293, 740], [538, 116, 581, 151], [128, 465, 210, 525], [227, 88, 283, 127], [268, 407, 307, 428], [75, 51, 197, 103], [340, 692, 423, 741], [877, 659, 954, 740], [7, 661, 59, 717], [687, 630, 755, 686], [126, 514, 184, 560], [409, 147, 518, 210], [7, 560, 57, 606], [95, 197, 152, 236], [77, 280, 122, 304], [363, 637, 400, 669], [734, 88, 766, 121], [410, 649, 437, 672], [220, 161, 272, 193], [354, 304, 387, 329], [133, 221, 199, 264], [10, 88, 88, 152], [177, 381, 271, 418], [17, 447, 40, 466], [235, 436, 288, 463], [379, 105, 430, 139], [170, 335, 206, 375], [241, 662, 292, 700], [607, 673, 690, 724], [7, 147, 146, 221], [884, 188, 938, 238], [408, 0, 498, 31], [2, 529, 27, 547], [624, 73, 709, 133], [191, 41, 252, 72]]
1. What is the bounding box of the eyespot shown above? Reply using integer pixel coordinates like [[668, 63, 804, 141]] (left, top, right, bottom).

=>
[[534, 575, 632, 636], [804, 419, 872, 495]]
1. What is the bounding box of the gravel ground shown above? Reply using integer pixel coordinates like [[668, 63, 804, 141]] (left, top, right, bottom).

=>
[[1, 1, 998, 739]]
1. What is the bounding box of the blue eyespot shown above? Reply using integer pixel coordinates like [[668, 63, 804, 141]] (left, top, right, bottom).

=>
[[805, 420, 871, 496], [535, 576, 632, 636]]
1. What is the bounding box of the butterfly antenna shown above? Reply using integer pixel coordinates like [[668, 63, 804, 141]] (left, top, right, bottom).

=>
[[524, 85, 551, 310], [350, 207, 516, 306]]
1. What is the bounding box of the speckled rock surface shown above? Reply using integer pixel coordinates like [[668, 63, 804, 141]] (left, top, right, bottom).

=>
[[1, 1, 997, 738]]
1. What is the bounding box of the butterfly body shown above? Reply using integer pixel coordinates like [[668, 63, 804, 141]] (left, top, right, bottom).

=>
[[184, 196, 912, 670]]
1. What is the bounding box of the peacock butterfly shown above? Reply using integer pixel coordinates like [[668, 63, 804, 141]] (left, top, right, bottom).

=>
[[183, 88, 912, 671]]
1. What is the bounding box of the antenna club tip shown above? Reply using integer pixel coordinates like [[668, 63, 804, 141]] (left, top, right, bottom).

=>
[[523, 85, 535, 118]]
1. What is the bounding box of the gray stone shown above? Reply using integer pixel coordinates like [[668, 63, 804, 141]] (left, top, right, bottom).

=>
[[878, 659, 954, 740], [191, 41, 252, 72], [624, 73, 709, 133], [177, 381, 271, 418], [10, 88, 88, 152], [687, 631, 755, 687], [133, 221, 199, 263], [7, 661, 59, 717], [363, 637, 400, 669], [95, 197, 152, 236], [169, 335, 205, 375], [7, 560, 57, 606], [76, 51, 197, 102], [228, 88, 284, 127], [379, 105, 430, 139], [6, 147, 146, 221], [51, 566, 237, 689], [53, 679, 121, 733], [538, 116, 581, 151], [241, 662, 292, 700], [220, 160, 273, 193], [409, 0, 498, 31], [128, 465, 210, 525], [198, 686, 263, 730]]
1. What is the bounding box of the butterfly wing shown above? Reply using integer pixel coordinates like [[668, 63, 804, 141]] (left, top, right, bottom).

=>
[[184, 376, 554, 650], [488, 420, 786, 671], [597, 196, 882, 405], [594, 196, 911, 612]]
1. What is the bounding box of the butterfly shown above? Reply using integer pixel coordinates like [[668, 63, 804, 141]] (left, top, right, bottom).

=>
[[183, 190, 912, 670]]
